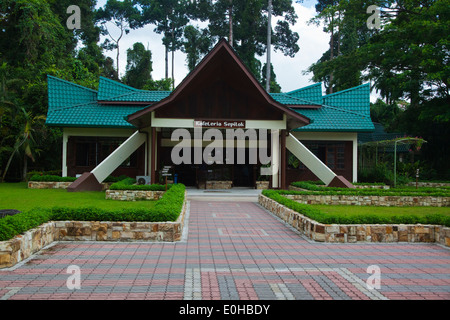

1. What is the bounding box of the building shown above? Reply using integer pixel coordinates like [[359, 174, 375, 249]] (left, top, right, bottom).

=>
[[45, 39, 374, 191]]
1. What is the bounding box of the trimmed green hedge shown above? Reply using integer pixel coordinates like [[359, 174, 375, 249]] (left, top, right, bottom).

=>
[[290, 181, 450, 197], [29, 174, 130, 183], [0, 184, 186, 241], [262, 189, 450, 227], [0, 209, 52, 242], [29, 175, 77, 182], [109, 177, 170, 191]]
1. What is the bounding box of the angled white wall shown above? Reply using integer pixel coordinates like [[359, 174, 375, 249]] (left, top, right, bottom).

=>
[[91, 131, 146, 183], [286, 133, 336, 185]]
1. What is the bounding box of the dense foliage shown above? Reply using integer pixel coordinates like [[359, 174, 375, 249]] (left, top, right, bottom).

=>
[[307, 0, 449, 179]]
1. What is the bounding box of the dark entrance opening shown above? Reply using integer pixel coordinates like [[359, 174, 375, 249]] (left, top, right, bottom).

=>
[[233, 164, 254, 187]]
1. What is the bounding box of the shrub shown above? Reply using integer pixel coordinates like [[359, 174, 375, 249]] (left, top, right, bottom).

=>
[[29, 175, 77, 182], [261, 189, 450, 227], [0, 208, 52, 241], [289, 181, 450, 197], [109, 177, 170, 191]]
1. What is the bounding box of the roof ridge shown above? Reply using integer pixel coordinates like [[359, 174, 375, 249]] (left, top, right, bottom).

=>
[[271, 93, 322, 106], [286, 82, 322, 95], [322, 83, 370, 99], [47, 75, 98, 93], [49, 101, 98, 112], [99, 76, 139, 92], [320, 103, 369, 118]]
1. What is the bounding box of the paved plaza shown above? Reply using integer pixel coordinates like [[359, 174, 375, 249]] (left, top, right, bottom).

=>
[[1, 189, 449, 300]]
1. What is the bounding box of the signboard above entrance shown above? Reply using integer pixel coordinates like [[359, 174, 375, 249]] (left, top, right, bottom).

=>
[[194, 120, 246, 129]]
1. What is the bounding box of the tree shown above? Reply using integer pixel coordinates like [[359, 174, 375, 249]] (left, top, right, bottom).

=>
[[143, 78, 174, 91], [1, 108, 46, 182], [96, 0, 141, 75], [306, 0, 383, 93], [208, 0, 300, 81], [359, 0, 450, 178], [138, 0, 190, 86], [123, 42, 152, 89], [262, 63, 281, 93], [182, 25, 212, 72], [0, 0, 103, 179]]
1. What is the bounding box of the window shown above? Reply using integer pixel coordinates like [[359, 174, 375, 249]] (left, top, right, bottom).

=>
[[296, 142, 345, 170], [74, 137, 138, 168], [75, 141, 96, 166]]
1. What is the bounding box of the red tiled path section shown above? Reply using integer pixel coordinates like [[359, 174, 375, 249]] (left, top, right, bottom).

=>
[[1, 200, 449, 300]]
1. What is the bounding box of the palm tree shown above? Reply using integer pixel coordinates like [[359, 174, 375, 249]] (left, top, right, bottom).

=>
[[1, 108, 46, 182]]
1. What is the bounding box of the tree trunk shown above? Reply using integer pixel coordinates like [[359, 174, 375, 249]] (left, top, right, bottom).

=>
[[165, 44, 169, 79], [266, 0, 272, 92], [22, 154, 28, 182], [172, 46, 175, 89], [329, 16, 334, 94], [228, 0, 233, 45]]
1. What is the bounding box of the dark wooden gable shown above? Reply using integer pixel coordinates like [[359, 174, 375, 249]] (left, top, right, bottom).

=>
[[127, 39, 309, 129]]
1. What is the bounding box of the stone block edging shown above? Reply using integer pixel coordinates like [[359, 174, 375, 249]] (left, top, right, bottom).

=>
[[258, 194, 450, 247], [286, 188, 449, 207], [105, 189, 165, 201], [407, 182, 450, 188], [28, 181, 112, 191], [0, 193, 187, 269]]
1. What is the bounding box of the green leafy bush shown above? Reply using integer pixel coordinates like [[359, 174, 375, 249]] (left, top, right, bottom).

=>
[[29, 175, 77, 182], [0, 208, 52, 241], [109, 177, 170, 191], [289, 181, 450, 197], [262, 189, 450, 227]]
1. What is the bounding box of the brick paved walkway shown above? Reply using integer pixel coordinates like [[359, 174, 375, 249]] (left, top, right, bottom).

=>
[[1, 199, 449, 300]]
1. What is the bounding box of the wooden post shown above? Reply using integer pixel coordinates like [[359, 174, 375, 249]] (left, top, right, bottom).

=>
[[151, 127, 156, 184], [280, 129, 286, 190]]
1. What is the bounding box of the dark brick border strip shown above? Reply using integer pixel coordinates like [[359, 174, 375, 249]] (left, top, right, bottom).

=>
[[258, 194, 450, 247]]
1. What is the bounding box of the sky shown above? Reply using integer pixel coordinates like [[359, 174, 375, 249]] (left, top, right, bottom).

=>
[[95, 0, 330, 94]]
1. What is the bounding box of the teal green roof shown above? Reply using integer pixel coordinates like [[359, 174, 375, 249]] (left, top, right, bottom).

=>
[[270, 93, 321, 106], [46, 102, 142, 128], [292, 105, 374, 132], [46, 75, 374, 132], [97, 76, 171, 102], [47, 76, 97, 110], [322, 83, 371, 116], [97, 76, 139, 100], [286, 83, 323, 104], [106, 90, 171, 102]]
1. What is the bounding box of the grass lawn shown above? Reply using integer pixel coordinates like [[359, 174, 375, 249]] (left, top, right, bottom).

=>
[[0, 182, 156, 212], [312, 204, 450, 218]]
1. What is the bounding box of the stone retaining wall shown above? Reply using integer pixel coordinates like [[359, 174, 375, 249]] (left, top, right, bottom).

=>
[[407, 182, 450, 188], [0, 194, 187, 269], [205, 181, 233, 189], [259, 194, 450, 247], [28, 181, 112, 191], [284, 190, 449, 207], [0, 222, 57, 269], [105, 189, 165, 201], [354, 184, 390, 189]]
